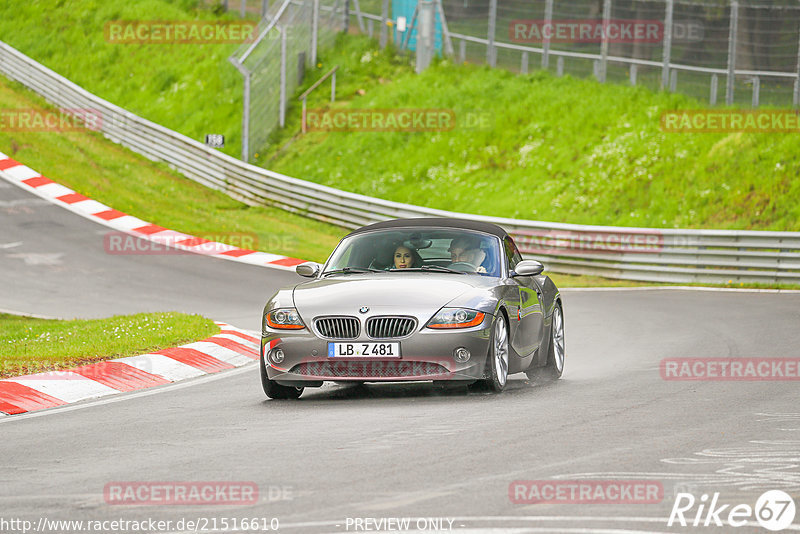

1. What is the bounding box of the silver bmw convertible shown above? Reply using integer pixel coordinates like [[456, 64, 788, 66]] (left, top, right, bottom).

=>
[[260, 218, 564, 399]]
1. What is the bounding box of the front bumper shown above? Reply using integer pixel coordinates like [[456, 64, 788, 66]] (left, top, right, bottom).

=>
[[262, 319, 493, 385]]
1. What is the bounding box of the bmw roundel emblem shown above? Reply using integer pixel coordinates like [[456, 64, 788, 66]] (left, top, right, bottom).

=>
[[359, 306, 369, 314]]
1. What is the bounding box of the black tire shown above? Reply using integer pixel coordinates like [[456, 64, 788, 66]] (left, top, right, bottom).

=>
[[526, 302, 565, 381], [260, 355, 303, 399], [481, 315, 509, 392]]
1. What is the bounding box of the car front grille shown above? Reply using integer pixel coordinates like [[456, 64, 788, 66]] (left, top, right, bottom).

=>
[[315, 316, 360, 339], [291, 361, 449, 378], [366, 316, 416, 339]]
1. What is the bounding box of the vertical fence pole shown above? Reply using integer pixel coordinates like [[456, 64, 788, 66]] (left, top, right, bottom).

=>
[[459, 39, 466, 63], [599, 0, 611, 83], [726, 0, 738, 106], [311, 0, 320, 65], [751, 76, 760, 107], [630, 64, 637, 85], [557, 56, 564, 76], [521, 51, 529, 74], [240, 0, 246, 17], [331, 70, 337, 102], [542, 0, 553, 68], [661, 0, 673, 90], [344, 0, 350, 33], [262, 0, 270, 18], [436, 0, 455, 57], [302, 97, 307, 133], [487, 0, 497, 67], [416, 0, 435, 73], [669, 69, 677, 92], [710, 74, 718, 106], [380, 0, 389, 48], [280, 28, 287, 128], [242, 70, 250, 161], [794, 29, 800, 107]]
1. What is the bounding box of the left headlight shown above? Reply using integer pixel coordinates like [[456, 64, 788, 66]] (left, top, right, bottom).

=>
[[265, 308, 306, 330], [426, 308, 485, 329]]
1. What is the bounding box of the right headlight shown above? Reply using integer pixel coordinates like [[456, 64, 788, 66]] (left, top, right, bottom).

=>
[[265, 308, 305, 330], [426, 308, 485, 329]]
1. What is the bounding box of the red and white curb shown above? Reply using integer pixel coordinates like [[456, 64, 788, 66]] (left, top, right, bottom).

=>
[[0, 152, 308, 271], [0, 322, 261, 416]]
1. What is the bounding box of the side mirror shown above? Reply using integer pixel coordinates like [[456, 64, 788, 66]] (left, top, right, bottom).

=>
[[295, 262, 321, 278], [512, 260, 544, 277]]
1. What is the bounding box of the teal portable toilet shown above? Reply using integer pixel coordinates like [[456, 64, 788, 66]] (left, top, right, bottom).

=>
[[393, 0, 443, 54]]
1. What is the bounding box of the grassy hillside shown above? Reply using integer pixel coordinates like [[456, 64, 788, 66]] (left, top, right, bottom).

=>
[[1, 1, 798, 232]]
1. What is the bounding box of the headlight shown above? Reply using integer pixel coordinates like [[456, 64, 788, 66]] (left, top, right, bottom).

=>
[[265, 308, 305, 330], [426, 308, 485, 329]]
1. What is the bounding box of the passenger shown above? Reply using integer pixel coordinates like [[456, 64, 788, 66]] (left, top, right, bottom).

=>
[[393, 245, 422, 269]]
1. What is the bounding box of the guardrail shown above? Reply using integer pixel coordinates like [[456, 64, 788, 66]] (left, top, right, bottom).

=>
[[2, 40, 799, 285]]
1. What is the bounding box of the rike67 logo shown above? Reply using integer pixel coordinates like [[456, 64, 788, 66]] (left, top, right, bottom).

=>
[[668, 490, 796, 531]]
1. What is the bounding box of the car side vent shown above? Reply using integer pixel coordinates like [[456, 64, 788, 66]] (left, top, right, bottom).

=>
[[366, 317, 416, 339], [315, 317, 360, 339]]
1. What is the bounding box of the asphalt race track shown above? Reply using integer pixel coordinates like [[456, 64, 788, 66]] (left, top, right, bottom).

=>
[[3, 180, 800, 533]]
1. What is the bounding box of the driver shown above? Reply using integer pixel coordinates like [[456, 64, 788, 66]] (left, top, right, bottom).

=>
[[448, 236, 487, 272]]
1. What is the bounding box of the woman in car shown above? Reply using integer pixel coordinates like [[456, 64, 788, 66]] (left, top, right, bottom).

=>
[[393, 245, 423, 269]]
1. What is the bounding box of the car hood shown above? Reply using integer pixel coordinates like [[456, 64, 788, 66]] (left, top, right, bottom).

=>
[[292, 273, 495, 320]]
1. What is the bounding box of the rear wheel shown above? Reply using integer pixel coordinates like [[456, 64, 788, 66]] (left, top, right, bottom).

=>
[[260, 355, 303, 399], [526, 302, 565, 381], [481, 315, 509, 392]]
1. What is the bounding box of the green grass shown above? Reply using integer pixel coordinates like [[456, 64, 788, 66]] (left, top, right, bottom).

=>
[[262, 35, 800, 231], [0, 312, 219, 379]]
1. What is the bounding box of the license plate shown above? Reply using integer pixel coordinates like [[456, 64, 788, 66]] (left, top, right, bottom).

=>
[[328, 342, 401, 358]]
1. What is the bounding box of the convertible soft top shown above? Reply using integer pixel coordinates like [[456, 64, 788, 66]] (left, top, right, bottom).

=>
[[345, 217, 509, 240]]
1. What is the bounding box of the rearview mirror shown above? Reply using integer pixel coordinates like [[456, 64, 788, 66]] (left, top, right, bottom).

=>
[[512, 260, 544, 277], [295, 262, 321, 277]]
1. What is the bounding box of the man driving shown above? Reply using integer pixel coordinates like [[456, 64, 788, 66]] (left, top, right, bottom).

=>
[[448, 235, 487, 272]]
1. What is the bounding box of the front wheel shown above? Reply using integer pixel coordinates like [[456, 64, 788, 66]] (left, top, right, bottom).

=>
[[260, 355, 303, 399], [481, 315, 509, 392], [527, 302, 565, 381]]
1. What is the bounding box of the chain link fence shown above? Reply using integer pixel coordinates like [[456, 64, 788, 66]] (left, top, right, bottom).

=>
[[352, 0, 800, 108], [228, 0, 346, 161]]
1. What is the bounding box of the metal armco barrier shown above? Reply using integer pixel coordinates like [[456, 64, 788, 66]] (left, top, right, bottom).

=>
[[2, 40, 799, 285]]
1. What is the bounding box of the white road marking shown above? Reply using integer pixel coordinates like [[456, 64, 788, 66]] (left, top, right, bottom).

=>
[[6, 252, 64, 266], [181, 341, 254, 367], [561, 286, 800, 294], [8, 374, 119, 403], [112, 353, 205, 381], [0, 241, 22, 249]]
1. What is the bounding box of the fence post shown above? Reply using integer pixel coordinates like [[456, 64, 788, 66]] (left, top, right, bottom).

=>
[[436, 0, 455, 57], [262, 0, 270, 18], [557, 56, 564, 76], [459, 39, 466, 63], [710, 74, 718, 106], [751, 76, 760, 107], [242, 71, 250, 161], [542, 0, 553, 68], [726, 0, 738, 106], [794, 29, 800, 107], [599, 0, 611, 83], [311, 0, 320, 64], [669, 69, 677, 92], [630, 64, 637, 85], [416, 0, 435, 73], [521, 51, 529, 74], [487, 0, 497, 67], [661, 0, 673, 90], [380, 0, 389, 48], [344, 0, 350, 33], [280, 27, 287, 128], [240, 0, 246, 17]]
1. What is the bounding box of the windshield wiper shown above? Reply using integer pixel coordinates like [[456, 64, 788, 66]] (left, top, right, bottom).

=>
[[323, 267, 383, 276], [398, 265, 466, 274]]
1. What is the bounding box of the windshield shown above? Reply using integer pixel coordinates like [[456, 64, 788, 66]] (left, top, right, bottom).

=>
[[323, 228, 502, 276]]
